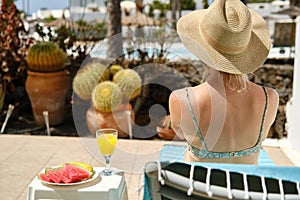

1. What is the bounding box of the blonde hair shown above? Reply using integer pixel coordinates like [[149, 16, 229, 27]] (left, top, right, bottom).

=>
[[219, 71, 248, 92], [202, 64, 248, 92]]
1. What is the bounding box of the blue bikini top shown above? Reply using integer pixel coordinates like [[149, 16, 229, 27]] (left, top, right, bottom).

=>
[[185, 86, 268, 159]]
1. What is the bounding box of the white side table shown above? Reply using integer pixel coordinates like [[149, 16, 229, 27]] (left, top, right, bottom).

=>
[[27, 168, 128, 200]]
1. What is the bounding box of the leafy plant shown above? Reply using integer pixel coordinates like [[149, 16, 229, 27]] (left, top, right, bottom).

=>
[[52, 25, 77, 52], [246, 0, 273, 3], [74, 19, 107, 41], [43, 15, 56, 23], [149, 0, 195, 12], [148, 0, 169, 19], [180, 0, 196, 10], [0, 0, 32, 110], [119, 27, 177, 68], [202, 0, 209, 9]]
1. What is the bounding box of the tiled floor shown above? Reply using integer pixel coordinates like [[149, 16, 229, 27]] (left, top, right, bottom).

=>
[[0, 134, 298, 200]]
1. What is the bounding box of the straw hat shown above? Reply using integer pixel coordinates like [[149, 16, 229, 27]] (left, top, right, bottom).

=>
[[177, 0, 271, 74]]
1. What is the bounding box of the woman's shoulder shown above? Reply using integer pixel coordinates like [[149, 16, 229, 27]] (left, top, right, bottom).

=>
[[265, 86, 279, 102], [170, 84, 208, 101], [249, 82, 279, 103], [249, 82, 279, 115], [264, 86, 279, 113]]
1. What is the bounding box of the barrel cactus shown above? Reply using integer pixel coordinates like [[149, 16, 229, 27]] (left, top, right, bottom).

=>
[[109, 65, 123, 77], [92, 81, 123, 113], [73, 62, 110, 100], [113, 69, 142, 100], [26, 41, 66, 72]]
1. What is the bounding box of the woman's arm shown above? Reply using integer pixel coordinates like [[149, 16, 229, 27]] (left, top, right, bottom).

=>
[[262, 87, 279, 141]]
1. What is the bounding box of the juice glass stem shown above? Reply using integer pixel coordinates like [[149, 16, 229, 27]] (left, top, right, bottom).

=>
[[103, 155, 112, 175]]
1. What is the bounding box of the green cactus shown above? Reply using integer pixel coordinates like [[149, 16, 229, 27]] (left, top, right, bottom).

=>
[[26, 41, 66, 72], [92, 81, 123, 113], [113, 69, 142, 100], [109, 65, 124, 77], [73, 62, 110, 100]]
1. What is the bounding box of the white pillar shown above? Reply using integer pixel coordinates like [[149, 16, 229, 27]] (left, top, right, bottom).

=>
[[286, 16, 300, 152]]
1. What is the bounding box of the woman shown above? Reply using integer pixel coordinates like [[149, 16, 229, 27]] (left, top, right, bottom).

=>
[[169, 0, 279, 164]]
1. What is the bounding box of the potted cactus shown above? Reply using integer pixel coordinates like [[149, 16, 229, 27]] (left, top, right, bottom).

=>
[[86, 81, 135, 138], [72, 62, 110, 100], [25, 41, 69, 126], [113, 68, 142, 101], [81, 65, 142, 138]]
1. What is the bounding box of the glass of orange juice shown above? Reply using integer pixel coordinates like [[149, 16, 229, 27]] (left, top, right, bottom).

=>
[[96, 128, 118, 176]]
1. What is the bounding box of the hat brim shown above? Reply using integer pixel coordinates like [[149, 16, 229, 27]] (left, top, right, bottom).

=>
[[177, 9, 271, 74]]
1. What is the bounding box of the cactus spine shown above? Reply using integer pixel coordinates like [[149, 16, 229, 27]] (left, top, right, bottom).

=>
[[73, 62, 110, 100], [113, 69, 142, 100], [92, 81, 123, 113], [26, 42, 66, 72]]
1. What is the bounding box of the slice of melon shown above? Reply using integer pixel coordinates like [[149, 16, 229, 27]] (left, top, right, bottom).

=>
[[55, 168, 72, 184], [63, 165, 81, 182], [67, 162, 93, 173], [64, 164, 93, 180], [46, 169, 63, 183], [38, 173, 53, 183]]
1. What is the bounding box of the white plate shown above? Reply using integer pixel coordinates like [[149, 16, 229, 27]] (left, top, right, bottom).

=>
[[39, 168, 99, 186]]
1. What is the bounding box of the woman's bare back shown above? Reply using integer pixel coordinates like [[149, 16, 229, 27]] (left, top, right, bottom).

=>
[[169, 80, 279, 164]]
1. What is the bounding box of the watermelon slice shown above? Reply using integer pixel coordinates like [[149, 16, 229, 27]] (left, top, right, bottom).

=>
[[64, 164, 92, 180], [38, 173, 53, 183], [55, 168, 72, 184], [63, 164, 82, 182], [46, 169, 63, 183]]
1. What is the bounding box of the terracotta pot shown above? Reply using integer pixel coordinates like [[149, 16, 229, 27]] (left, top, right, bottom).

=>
[[86, 103, 135, 138], [25, 70, 70, 126]]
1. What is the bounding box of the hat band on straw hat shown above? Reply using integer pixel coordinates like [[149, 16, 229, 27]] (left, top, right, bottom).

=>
[[200, 24, 249, 55]]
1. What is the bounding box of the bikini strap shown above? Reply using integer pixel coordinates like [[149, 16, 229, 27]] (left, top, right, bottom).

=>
[[185, 87, 208, 151], [257, 86, 269, 144]]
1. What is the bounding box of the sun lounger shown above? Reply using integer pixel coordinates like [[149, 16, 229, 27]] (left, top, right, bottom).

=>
[[143, 144, 300, 200]]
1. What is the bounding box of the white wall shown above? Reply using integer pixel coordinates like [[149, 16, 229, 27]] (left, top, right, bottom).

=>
[[287, 16, 300, 152]]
